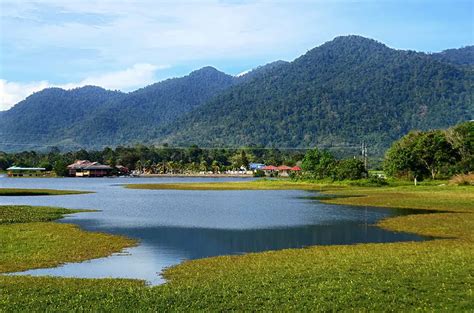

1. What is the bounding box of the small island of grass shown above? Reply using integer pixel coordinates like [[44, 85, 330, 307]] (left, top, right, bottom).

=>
[[0, 188, 91, 196], [0, 205, 135, 274]]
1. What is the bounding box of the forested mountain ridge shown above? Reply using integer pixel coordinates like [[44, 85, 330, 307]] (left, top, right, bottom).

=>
[[431, 46, 474, 66], [66, 66, 237, 146], [0, 67, 237, 150], [0, 35, 472, 154], [158, 36, 473, 154], [0, 86, 125, 147]]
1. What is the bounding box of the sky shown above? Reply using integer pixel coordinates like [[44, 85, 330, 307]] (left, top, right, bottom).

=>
[[0, 0, 473, 111]]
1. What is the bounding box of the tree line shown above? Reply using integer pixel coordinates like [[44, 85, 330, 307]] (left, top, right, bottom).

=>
[[383, 121, 473, 182], [1, 121, 471, 180]]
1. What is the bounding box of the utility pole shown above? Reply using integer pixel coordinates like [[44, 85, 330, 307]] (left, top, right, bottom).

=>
[[361, 141, 368, 171]]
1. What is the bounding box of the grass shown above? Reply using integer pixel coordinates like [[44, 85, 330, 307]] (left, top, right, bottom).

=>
[[1, 181, 473, 311], [125, 179, 340, 191], [0, 205, 135, 274], [0, 188, 90, 196]]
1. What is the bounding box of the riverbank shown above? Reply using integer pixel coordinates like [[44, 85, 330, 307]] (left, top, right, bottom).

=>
[[136, 173, 253, 178], [0, 205, 135, 273], [0, 188, 91, 196], [1, 182, 473, 310]]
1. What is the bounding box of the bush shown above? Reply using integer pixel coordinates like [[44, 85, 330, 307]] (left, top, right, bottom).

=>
[[449, 173, 474, 186], [334, 159, 367, 180]]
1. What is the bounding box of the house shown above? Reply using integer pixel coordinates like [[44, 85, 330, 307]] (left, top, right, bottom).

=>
[[277, 165, 292, 177], [249, 163, 266, 171], [67, 160, 113, 177], [260, 165, 302, 176], [115, 165, 129, 176], [261, 165, 278, 175], [7, 166, 46, 177]]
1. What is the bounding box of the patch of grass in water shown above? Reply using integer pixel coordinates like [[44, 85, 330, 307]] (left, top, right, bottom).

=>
[[0, 188, 90, 196], [0, 205, 135, 274]]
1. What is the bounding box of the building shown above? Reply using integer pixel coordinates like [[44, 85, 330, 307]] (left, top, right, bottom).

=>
[[261, 165, 302, 176], [7, 166, 46, 177], [277, 165, 293, 177], [115, 165, 130, 176], [249, 163, 266, 171], [67, 160, 113, 177]]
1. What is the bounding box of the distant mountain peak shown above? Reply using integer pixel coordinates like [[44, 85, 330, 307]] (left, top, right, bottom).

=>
[[190, 66, 224, 76]]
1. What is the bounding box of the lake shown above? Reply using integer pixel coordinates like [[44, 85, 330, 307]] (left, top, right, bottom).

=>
[[0, 176, 426, 285]]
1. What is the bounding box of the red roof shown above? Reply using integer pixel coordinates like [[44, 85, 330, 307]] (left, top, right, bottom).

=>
[[291, 166, 302, 171], [262, 165, 278, 170], [277, 165, 292, 171]]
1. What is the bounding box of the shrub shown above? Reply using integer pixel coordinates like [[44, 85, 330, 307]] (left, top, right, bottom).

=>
[[449, 173, 474, 186]]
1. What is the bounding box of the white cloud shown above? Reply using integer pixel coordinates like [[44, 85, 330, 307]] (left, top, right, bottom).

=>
[[0, 63, 166, 111], [0, 80, 50, 111]]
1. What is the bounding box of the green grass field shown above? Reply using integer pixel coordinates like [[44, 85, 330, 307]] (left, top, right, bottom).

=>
[[1, 181, 473, 311], [0, 188, 90, 196]]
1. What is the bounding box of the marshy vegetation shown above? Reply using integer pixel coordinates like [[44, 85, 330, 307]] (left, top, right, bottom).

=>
[[1, 182, 473, 311]]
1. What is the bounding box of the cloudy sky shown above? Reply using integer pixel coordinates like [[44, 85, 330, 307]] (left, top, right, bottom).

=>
[[0, 0, 473, 110]]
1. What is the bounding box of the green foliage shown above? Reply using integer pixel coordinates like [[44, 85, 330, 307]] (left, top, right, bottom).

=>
[[430, 46, 474, 66], [53, 159, 69, 177], [334, 158, 367, 180], [301, 148, 336, 179], [301, 147, 367, 181], [0, 145, 304, 174], [384, 122, 472, 180]]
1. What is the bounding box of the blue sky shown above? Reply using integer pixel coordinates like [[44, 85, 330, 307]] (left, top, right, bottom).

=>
[[0, 0, 473, 110]]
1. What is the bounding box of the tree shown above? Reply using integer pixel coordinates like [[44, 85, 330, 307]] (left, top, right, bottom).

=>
[[53, 159, 69, 177], [230, 150, 252, 169], [335, 158, 367, 180], [301, 148, 335, 179], [384, 130, 459, 181], [415, 130, 458, 179], [445, 121, 474, 173]]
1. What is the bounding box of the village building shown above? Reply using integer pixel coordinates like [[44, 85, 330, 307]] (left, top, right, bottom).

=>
[[277, 165, 293, 177], [261, 165, 302, 176], [7, 166, 46, 177], [249, 163, 266, 170], [67, 160, 113, 177]]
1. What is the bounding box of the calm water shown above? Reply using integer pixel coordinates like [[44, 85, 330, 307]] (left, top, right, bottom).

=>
[[0, 176, 426, 285]]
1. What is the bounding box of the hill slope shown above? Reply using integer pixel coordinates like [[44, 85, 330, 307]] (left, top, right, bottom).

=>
[[159, 36, 473, 154], [0, 35, 472, 154], [0, 67, 236, 150], [431, 46, 474, 66]]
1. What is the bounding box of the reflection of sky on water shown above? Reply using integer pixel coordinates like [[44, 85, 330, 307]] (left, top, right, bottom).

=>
[[1, 177, 426, 285]]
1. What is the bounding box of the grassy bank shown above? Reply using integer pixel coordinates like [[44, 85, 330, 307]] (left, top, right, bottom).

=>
[[0, 188, 90, 196], [0, 205, 135, 273], [125, 180, 337, 191], [1, 182, 473, 311]]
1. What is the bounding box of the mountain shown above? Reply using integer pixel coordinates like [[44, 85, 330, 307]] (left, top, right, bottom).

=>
[[0, 86, 125, 149], [66, 67, 236, 146], [236, 60, 289, 83], [0, 67, 236, 150], [158, 36, 473, 154], [431, 46, 474, 66], [1, 35, 472, 154]]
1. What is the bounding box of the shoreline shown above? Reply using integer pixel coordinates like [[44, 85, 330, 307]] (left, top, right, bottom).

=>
[[134, 173, 254, 178]]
